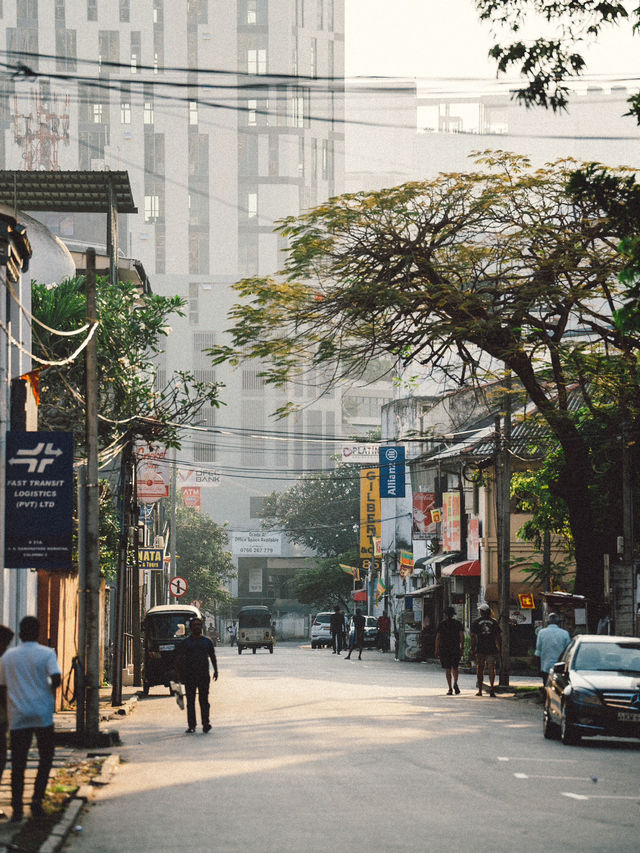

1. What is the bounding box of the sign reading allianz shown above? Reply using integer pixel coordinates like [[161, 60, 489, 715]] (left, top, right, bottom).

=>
[[231, 531, 282, 557], [379, 446, 405, 498]]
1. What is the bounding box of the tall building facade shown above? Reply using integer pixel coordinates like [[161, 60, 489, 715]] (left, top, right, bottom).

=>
[[0, 2, 361, 569]]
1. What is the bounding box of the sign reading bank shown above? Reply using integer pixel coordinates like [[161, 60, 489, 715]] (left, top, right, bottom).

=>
[[379, 446, 405, 498]]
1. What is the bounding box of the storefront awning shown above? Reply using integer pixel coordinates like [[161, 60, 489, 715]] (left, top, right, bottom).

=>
[[351, 589, 367, 602], [414, 552, 460, 571], [441, 559, 480, 577], [404, 582, 442, 597]]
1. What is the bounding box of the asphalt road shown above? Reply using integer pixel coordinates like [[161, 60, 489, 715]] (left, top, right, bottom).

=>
[[65, 643, 640, 853]]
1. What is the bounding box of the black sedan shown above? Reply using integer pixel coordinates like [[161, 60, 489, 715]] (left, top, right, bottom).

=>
[[543, 634, 640, 745]]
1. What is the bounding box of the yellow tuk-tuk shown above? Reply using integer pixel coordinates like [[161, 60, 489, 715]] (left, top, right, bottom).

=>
[[237, 606, 274, 654], [142, 604, 202, 694]]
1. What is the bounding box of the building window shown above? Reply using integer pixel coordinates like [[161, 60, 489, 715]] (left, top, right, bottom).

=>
[[130, 32, 141, 73], [188, 282, 199, 325], [92, 103, 103, 123], [321, 139, 328, 179], [311, 138, 317, 180], [311, 38, 317, 78], [290, 89, 304, 127], [247, 0, 257, 24], [87, 0, 97, 21], [119, 0, 130, 22], [144, 194, 159, 222], [328, 0, 334, 30], [247, 192, 258, 219], [120, 84, 131, 123], [98, 30, 119, 67], [318, 0, 324, 29], [143, 100, 154, 124], [247, 48, 266, 75], [298, 137, 304, 177], [189, 100, 198, 125], [247, 98, 257, 126], [296, 0, 304, 28]]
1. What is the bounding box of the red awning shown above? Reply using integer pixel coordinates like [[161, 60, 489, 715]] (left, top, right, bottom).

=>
[[351, 589, 367, 601], [440, 559, 480, 577]]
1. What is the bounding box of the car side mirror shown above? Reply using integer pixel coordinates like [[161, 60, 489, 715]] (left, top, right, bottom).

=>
[[552, 661, 567, 675]]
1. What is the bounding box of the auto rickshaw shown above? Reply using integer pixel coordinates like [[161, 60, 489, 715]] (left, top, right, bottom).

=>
[[142, 603, 203, 694], [237, 605, 274, 654]]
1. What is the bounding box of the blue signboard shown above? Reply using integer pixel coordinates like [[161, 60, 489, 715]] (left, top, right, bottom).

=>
[[379, 445, 405, 498], [5, 431, 74, 570]]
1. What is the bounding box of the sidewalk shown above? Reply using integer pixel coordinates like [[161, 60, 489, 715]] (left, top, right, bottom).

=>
[[0, 686, 140, 853]]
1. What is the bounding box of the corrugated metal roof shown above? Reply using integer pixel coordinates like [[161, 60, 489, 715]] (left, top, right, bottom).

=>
[[0, 170, 137, 213]]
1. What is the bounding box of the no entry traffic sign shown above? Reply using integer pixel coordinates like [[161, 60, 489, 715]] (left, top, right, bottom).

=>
[[169, 576, 188, 598]]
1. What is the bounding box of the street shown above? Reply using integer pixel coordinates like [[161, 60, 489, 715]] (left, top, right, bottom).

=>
[[66, 644, 640, 853]]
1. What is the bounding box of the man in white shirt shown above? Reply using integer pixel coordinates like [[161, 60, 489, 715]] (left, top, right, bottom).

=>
[[535, 612, 571, 686], [0, 616, 61, 822]]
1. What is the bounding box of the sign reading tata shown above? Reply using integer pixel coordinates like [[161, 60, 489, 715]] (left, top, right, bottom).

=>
[[379, 446, 405, 498], [5, 431, 74, 570]]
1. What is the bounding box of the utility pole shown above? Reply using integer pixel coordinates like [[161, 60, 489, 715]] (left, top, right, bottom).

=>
[[84, 248, 101, 741], [111, 432, 133, 706], [495, 391, 512, 687]]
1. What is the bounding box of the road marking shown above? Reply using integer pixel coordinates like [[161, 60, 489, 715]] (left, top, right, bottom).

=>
[[498, 756, 577, 762], [562, 792, 640, 801], [514, 773, 596, 781]]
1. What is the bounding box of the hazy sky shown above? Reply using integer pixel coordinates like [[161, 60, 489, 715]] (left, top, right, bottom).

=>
[[345, 0, 639, 89]]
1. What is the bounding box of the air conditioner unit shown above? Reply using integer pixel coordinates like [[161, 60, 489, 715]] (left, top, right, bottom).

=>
[[154, 535, 165, 548]]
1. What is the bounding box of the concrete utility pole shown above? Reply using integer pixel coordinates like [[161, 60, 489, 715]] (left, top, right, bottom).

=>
[[84, 248, 101, 741], [111, 432, 133, 706], [495, 402, 511, 687]]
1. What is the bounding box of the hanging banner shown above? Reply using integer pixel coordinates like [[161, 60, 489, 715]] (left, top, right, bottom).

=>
[[379, 446, 405, 498], [360, 468, 381, 572], [136, 443, 169, 503], [467, 517, 480, 559], [442, 491, 461, 552], [5, 431, 74, 570], [399, 550, 414, 577], [412, 492, 437, 539]]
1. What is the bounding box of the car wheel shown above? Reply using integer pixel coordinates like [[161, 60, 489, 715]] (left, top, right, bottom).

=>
[[269, 644, 274, 654], [561, 705, 581, 745], [311, 642, 316, 649], [543, 703, 560, 740]]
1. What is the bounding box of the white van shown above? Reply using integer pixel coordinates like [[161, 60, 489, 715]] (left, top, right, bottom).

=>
[[310, 612, 333, 649]]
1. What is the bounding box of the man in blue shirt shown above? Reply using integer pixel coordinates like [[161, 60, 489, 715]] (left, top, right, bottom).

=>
[[535, 613, 570, 686]]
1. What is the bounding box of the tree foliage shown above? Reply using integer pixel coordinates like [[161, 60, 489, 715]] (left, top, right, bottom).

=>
[[32, 276, 221, 451], [261, 467, 360, 556], [476, 1, 639, 120], [211, 153, 640, 602], [285, 555, 356, 611], [175, 504, 235, 613]]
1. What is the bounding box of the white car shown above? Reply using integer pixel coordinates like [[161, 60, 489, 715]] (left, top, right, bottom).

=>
[[310, 612, 334, 649]]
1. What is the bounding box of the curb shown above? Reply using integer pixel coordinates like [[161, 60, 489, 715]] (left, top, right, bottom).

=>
[[37, 755, 121, 853]]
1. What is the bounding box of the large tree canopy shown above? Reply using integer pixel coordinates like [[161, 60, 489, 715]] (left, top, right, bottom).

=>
[[476, 0, 640, 120], [211, 153, 640, 603], [176, 504, 235, 614], [262, 467, 359, 556]]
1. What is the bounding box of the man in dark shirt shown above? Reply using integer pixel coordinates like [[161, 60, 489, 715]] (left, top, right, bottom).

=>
[[435, 606, 465, 695], [345, 609, 365, 660], [330, 605, 345, 655], [178, 618, 218, 733], [470, 603, 502, 697]]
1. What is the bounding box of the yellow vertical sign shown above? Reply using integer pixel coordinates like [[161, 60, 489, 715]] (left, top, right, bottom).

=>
[[360, 468, 381, 571]]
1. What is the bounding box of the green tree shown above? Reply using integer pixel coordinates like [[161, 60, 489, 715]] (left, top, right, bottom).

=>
[[210, 153, 640, 603], [476, 1, 640, 119], [262, 467, 359, 556], [286, 555, 356, 611], [175, 504, 235, 613], [31, 275, 221, 450]]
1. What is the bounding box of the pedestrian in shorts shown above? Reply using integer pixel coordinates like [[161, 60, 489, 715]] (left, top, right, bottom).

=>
[[435, 606, 465, 694]]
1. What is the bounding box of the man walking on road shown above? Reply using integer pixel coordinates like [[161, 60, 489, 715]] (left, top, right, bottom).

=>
[[377, 610, 391, 652], [330, 605, 345, 654], [435, 606, 465, 694], [470, 603, 502, 697], [345, 609, 365, 660], [0, 616, 61, 821], [535, 613, 570, 686], [178, 618, 218, 734]]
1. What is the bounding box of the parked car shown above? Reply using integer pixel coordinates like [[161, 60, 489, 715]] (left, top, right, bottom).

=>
[[310, 612, 333, 649], [347, 615, 379, 649], [543, 634, 640, 745]]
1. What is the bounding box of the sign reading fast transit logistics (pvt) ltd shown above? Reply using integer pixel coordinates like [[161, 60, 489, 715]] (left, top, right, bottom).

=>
[[5, 431, 74, 570]]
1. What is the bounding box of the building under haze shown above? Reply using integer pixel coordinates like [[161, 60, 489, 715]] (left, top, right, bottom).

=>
[[0, 1, 396, 609]]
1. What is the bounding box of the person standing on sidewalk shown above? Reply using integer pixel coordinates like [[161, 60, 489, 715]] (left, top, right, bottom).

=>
[[0, 624, 15, 785], [534, 613, 570, 686], [178, 618, 218, 734], [435, 606, 465, 695], [330, 605, 344, 654], [470, 603, 502, 697], [0, 616, 61, 821], [345, 609, 365, 660], [377, 610, 391, 653]]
